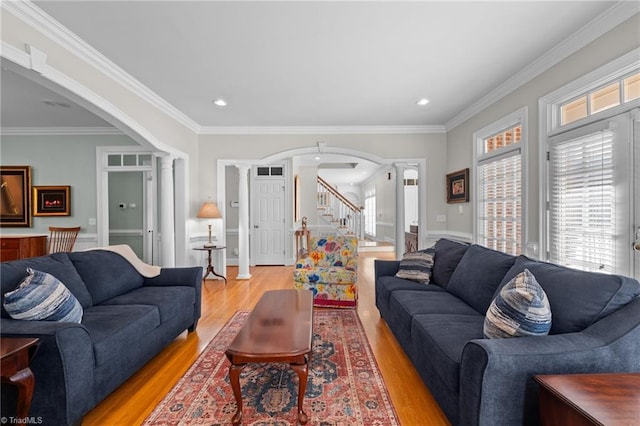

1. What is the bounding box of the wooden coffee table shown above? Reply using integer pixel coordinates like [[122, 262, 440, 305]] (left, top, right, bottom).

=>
[[534, 373, 640, 425], [225, 289, 314, 425]]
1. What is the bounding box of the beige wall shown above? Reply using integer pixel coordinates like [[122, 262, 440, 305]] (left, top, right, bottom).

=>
[[446, 14, 640, 250]]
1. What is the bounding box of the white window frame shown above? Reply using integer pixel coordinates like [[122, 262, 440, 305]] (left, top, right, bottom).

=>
[[472, 107, 528, 255], [539, 48, 640, 264]]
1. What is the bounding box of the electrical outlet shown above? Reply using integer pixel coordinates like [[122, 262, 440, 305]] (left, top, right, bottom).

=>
[[436, 214, 446, 222]]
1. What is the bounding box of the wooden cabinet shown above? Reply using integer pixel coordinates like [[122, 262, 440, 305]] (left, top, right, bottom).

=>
[[405, 225, 418, 253], [0, 235, 47, 262]]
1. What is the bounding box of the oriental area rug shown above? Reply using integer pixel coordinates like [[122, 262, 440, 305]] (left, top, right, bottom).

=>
[[144, 309, 399, 426]]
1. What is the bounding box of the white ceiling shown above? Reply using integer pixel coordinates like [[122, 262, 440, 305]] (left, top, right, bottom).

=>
[[1, 1, 621, 131]]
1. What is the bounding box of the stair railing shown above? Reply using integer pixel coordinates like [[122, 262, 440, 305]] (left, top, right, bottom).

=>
[[317, 176, 364, 239]]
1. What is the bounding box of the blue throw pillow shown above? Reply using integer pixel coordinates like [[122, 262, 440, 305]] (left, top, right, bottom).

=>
[[484, 269, 551, 339], [395, 248, 435, 284], [3, 268, 83, 323]]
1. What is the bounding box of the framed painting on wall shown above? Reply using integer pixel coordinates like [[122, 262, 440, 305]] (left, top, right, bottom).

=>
[[33, 185, 71, 216], [446, 168, 469, 204], [0, 165, 32, 227]]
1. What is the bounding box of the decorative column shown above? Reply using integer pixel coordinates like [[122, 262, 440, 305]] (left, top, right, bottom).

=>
[[236, 164, 251, 279], [159, 156, 175, 267], [394, 163, 406, 260]]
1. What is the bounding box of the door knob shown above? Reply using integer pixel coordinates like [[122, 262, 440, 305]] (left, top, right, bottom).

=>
[[254, 225, 259, 228]]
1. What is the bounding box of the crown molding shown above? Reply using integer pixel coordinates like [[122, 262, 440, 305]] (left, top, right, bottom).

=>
[[2, 0, 201, 134], [445, 1, 640, 131], [1, 127, 123, 136], [198, 125, 446, 135]]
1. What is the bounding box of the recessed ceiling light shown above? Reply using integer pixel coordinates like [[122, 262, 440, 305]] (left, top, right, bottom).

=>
[[417, 98, 430, 106], [213, 99, 227, 107], [314, 156, 320, 160]]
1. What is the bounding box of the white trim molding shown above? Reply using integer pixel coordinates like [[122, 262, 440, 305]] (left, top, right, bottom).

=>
[[199, 125, 446, 135], [1, 0, 200, 134], [1, 127, 122, 136]]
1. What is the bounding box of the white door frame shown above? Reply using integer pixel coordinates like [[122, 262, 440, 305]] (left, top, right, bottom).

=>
[[96, 146, 157, 263]]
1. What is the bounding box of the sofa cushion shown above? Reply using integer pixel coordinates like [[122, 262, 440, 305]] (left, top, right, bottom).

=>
[[1, 253, 93, 317], [498, 256, 640, 334], [3, 268, 83, 323], [387, 290, 480, 347], [447, 245, 516, 314], [376, 276, 445, 317], [99, 286, 195, 323], [411, 314, 485, 393], [431, 239, 469, 288], [484, 269, 551, 339], [82, 304, 160, 367], [69, 250, 144, 305], [395, 248, 435, 283]]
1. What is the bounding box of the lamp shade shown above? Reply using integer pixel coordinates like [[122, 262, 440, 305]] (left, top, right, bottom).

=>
[[197, 202, 222, 219]]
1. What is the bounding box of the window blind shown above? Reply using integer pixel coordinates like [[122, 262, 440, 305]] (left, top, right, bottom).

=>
[[549, 129, 615, 272], [477, 150, 522, 255]]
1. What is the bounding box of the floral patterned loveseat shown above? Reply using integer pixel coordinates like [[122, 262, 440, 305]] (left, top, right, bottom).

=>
[[293, 236, 358, 308]]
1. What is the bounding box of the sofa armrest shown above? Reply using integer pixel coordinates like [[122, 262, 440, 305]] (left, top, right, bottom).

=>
[[143, 267, 203, 329], [459, 296, 640, 426], [374, 260, 401, 281], [1, 318, 95, 425]]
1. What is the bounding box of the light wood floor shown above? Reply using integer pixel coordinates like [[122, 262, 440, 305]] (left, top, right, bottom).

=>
[[82, 251, 450, 425]]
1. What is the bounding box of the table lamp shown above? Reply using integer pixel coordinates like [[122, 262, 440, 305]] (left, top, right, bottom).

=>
[[197, 201, 222, 247]]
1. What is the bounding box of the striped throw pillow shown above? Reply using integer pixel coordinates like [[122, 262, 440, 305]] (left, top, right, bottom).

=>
[[3, 268, 83, 323], [484, 269, 551, 339], [395, 248, 435, 284]]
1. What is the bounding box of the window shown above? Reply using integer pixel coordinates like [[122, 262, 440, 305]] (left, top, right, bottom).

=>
[[560, 71, 640, 126], [256, 166, 284, 177], [541, 49, 637, 276], [364, 188, 376, 237], [474, 108, 526, 256], [549, 126, 615, 272]]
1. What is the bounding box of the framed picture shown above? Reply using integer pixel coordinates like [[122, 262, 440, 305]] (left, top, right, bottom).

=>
[[33, 185, 71, 216], [446, 168, 469, 204], [0, 165, 32, 227]]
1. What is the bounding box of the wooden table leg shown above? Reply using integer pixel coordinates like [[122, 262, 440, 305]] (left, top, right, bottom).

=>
[[228, 363, 245, 426], [291, 357, 309, 425], [6, 367, 36, 419]]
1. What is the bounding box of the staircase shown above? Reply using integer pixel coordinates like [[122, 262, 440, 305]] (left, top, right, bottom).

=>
[[316, 176, 364, 239]]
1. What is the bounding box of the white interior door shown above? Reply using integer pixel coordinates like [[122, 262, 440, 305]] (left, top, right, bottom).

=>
[[252, 178, 286, 265]]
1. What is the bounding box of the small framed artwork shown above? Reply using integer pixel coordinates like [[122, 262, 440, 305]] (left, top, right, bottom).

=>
[[446, 168, 469, 204], [0, 165, 32, 227], [33, 186, 71, 216]]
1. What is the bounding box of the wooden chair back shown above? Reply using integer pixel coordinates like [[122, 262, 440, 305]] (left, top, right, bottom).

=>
[[47, 226, 81, 254]]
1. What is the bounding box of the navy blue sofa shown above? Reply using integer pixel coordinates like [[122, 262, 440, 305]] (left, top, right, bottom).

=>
[[1, 250, 202, 425], [375, 239, 640, 426]]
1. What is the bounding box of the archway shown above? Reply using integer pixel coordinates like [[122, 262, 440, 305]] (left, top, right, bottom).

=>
[[0, 52, 189, 266], [216, 144, 428, 277]]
